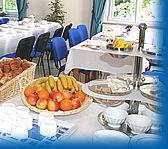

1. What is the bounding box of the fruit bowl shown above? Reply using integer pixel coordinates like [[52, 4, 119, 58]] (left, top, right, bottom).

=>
[[20, 77, 93, 116]]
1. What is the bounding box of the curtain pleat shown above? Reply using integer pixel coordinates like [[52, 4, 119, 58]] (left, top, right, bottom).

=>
[[16, 0, 28, 21], [90, 0, 108, 38]]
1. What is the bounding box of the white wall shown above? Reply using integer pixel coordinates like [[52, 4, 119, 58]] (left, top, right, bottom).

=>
[[27, 0, 93, 35]]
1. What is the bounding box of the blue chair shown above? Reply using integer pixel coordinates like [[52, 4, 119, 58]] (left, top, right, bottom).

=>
[[46, 26, 64, 50], [2, 36, 35, 60], [0, 17, 9, 24], [77, 25, 89, 41], [69, 28, 82, 47], [52, 37, 69, 76], [69, 28, 92, 82], [30, 32, 50, 76]]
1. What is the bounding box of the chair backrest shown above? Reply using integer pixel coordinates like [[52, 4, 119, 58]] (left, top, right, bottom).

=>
[[53, 26, 64, 38], [69, 28, 82, 47], [52, 37, 69, 61], [62, 23, 73, 41], [15, 36, 35, 60], [77, 25, 89, 41], [35, 32, 50, 53], [0, 17, 9, 24]]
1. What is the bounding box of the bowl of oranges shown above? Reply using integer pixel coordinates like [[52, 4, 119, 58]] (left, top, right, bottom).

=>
[[20, 74, 93, 115]]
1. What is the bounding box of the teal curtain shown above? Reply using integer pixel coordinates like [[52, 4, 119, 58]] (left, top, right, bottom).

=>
[[16, 0, 28, 21], [90, 0, 108, 38]]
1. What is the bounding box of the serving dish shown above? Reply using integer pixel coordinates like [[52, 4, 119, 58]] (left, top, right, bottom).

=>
[[20, 78, 93, 116], [88, 79, 133, 96]]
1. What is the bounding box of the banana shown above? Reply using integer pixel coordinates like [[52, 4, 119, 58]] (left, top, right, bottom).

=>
[[69, 76, 79, 92], [34, 77, 48, 88], [45, 81, 52, 94], [58, 74, 68, 89], [71, 85, 75, 93], [48, 75, 55, 89], [52, 81, 57, 91], [57, 79, 64, 92], [66, 75, 72, 90]]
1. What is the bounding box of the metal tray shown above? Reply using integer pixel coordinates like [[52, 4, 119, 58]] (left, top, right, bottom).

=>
[[140, 83, 161, 101], [88, 79, 133, 96], [97, 112, 160, 137], [106, 44, 133, 52]]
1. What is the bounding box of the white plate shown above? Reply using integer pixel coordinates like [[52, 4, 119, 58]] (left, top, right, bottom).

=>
[[93, 130, 130, 145], [131, 134, 160, 145]]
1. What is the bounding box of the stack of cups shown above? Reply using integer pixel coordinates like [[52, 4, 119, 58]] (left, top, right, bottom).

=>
[[0, 103, 16, 134], [11, 121, 28, 139], [38, 112, 57, 137]]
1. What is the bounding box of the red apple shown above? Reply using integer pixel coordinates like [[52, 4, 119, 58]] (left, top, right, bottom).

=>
[[27, 94, 38, 106], [47, 100, 60, 111], [50, 90, 57, 99], [72, 98, 81, 109], [35, 84, 45, 93], [36, 98, 47, 110], [53, 91, 64, 102], [63, 89, 73, 100]]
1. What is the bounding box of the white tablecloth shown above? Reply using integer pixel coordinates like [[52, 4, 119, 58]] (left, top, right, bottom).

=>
[[0, 22, 61, 57], [64, 40, 135, 75]]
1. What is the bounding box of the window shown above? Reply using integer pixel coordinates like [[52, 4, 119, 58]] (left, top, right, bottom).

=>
[[104, 0, 163, 26], [0, 0, 17, 12], [4, 0, 17, 12]]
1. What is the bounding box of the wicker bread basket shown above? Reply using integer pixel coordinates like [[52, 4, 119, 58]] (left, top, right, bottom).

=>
[[0, 58, 37, 103], [20, 77, 93, 116]]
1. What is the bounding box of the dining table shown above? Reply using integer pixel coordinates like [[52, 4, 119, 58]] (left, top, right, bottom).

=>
[[64, 25, 151, 81], [0, 21, 61, 57], [0, 93, 159, 145]]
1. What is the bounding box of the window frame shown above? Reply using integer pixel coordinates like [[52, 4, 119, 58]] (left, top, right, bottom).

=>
[[103, 0, 163, 28]]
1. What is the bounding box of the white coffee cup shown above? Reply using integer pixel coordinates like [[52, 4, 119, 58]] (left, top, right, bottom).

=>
[[17, 114, 32, 130], [40, 120, 57, 137], [11, 121, 28, 139], [16, 106, 30, 116], [38, 112, 54, 126]]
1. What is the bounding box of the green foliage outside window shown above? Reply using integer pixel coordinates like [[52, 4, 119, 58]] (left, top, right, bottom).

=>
[[114, 0, 159, 19], [5, 0, 17, 11]]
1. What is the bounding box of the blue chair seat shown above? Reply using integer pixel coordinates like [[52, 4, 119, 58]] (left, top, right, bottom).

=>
[[30, 49, 41, 57], [79, 69, 91, 75], [46, 42, 52, 50], [2, 53, 16, 58]]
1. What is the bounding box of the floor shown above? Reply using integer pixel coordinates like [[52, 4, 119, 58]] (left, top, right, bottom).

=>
[[32, 55, 86, 83]]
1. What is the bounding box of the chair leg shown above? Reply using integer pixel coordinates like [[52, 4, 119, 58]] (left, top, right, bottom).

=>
[[85, 74, 89, 83], [46, 50, 51, 75], [37, 57, 41, 66], [40, 56, 46, 77]]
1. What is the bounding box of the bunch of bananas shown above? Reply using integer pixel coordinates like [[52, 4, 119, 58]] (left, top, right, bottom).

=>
[[112, 38, 133, 48], [34, 74, 79, 94]]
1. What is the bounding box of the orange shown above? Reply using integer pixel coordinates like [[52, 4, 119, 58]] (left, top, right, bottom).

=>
[[24, 86, 35, 97], [74, 91, 86, 102], [60, 99, 73, 111], [38, 90, 49, 100]]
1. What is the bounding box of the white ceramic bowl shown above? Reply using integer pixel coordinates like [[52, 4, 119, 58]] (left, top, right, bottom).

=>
[[115, 102, 129, 111], [126, 114, 152, 134], [141, 110, 160, 129], [93, 130, 130, 145], [103, 107, 128, 128]]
